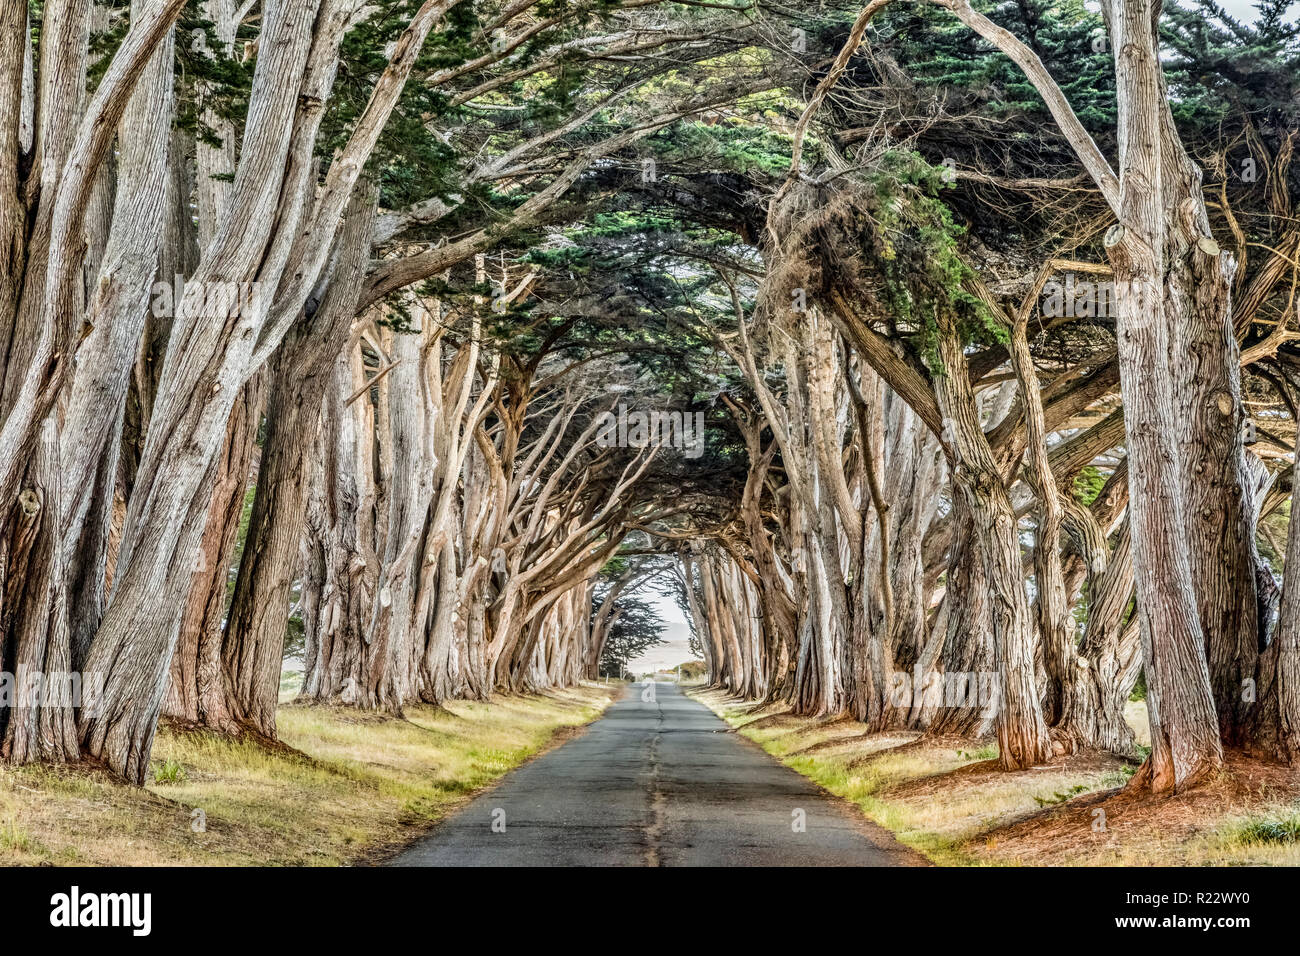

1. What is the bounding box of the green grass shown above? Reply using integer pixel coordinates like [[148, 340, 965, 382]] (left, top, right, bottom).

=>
[[0, 818, 37, 855], [1032, 784, 1088, 807], [689, 686, 1139, 866], [152, 758, 188, 785], [1225, 813, 1300, 846], [0, 684, 613, 866], [690, 686, 1300, 867]]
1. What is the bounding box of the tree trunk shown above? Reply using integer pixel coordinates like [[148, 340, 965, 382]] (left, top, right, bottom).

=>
[[933, 318, 1051, 768], [221, 184, 375, 738], [163, 378, 262, 729]]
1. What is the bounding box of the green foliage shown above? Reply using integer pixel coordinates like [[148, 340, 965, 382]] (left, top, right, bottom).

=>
[[228, 485, 257, 606], [87, 3, 258, 147], [853, 150, 999, 365], [323, 0, 473, 208], [648, 120, 793, 178], [600, 555, 631, 578], [883, 0, 1116, 130], [676, 660, 708, 680], [1233, 814, 1300, 845], [1072, 466, 1107, 506], [1072, 579, 1090, 630], [1032, 784, 1088, 806], [1164, 0, 1300, 128], [1258, 499, 1290, 574], [152, 759, 188, 786], [1130, 670, 1147, 702]]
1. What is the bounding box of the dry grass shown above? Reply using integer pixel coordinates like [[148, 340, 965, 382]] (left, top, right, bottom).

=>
[[0, 683, 614, 866], [688, 686, 1300, 866]]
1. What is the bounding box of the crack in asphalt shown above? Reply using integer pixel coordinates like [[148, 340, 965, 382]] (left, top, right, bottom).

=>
[[643, 694, 665, 867]]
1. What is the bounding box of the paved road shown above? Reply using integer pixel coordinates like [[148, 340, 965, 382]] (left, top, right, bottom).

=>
[[389, 682, 924, 866]]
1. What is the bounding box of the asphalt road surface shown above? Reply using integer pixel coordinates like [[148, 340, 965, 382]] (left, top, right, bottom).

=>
[[389, 682, 925, 866]]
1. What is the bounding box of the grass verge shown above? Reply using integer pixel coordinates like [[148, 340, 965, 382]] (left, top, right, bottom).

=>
[[687, 685, 1300, 866], [0, 683, 614, 866]]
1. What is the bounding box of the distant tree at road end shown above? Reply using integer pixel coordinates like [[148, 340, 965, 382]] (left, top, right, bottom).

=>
[[597, 594, 667, 678]]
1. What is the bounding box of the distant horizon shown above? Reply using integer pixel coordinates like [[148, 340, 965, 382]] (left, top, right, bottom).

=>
[[626, 584, 700, 673]]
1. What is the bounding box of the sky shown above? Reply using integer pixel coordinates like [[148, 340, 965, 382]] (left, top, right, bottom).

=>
[[626, 586, 699, 674]]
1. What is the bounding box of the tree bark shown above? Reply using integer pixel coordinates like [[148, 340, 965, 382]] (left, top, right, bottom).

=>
[[221, 184, 376, 738]]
